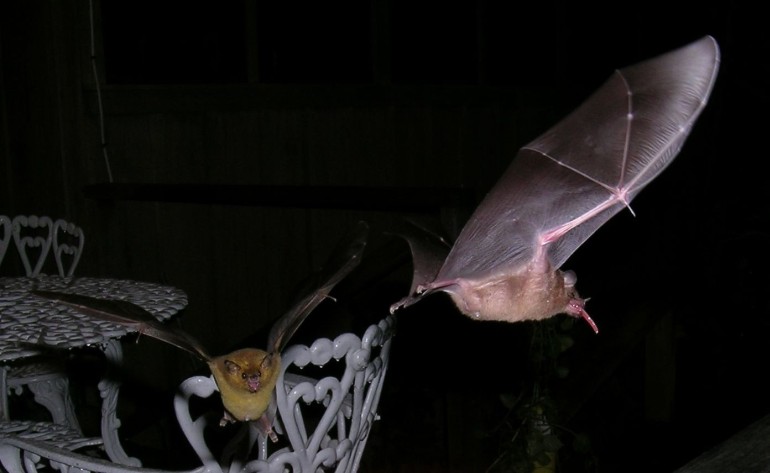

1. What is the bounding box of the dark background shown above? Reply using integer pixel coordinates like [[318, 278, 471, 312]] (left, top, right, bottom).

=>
[[1, 1, 768, 472]]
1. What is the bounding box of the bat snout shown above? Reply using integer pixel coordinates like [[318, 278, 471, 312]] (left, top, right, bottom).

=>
[[242, 372, 261, 392]]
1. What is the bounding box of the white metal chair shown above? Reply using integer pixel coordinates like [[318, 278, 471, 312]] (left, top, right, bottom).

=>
[[1, 215, 85, 431], [9, 215, 85, 278], [0, 314, 395, 473]]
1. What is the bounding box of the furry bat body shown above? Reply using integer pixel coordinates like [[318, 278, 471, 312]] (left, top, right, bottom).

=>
[[34, 220, 368, 440], [391, 36, 721, 333]]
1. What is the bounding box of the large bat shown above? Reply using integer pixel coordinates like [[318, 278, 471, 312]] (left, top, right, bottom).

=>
[[33, 220, 368, 441], [390, 36, 720, 333]]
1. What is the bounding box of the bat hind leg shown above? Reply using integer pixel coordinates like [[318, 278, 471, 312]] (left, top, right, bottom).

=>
[[254, 414, 279, 443], [219, 410, 237, 427]]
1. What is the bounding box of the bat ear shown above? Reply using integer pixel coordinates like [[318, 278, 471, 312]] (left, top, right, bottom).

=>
[[224, 359, 242, 374], [260, 353, 275, 371], [563, 270, 577, 285]]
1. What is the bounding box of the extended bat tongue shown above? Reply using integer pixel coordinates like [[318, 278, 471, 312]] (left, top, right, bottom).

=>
[[567, 298, 599, 334], [578, 308, 599, 334]]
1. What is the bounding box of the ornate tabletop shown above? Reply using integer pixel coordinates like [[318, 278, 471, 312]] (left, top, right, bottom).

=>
[[0, 275, 187, 360], [0, 274, 188, 466]]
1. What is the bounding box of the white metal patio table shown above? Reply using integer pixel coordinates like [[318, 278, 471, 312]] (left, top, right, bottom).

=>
[[0, 274, 187, 466]]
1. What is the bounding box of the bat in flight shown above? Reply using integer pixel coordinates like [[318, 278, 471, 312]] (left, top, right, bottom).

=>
[[390, 36, 721, 333], [33, 220, 368, 441]]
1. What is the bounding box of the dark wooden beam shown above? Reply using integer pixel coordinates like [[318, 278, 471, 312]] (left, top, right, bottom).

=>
[[83, 183, 477, 213], [83, 83, 569, 115]]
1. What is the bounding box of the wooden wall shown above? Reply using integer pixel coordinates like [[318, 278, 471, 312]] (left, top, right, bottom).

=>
[[0, 1, 565, 383]]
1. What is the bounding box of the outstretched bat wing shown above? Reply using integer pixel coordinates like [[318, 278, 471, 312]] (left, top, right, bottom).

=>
[[393, 36, 720, 327], [440, 36, 720, 282], [31, 289, 211, 361], [389, 219, 452, 311], [267, 220, 368, 353]]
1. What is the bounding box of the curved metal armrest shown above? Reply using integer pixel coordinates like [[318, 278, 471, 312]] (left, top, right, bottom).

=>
[[173, 377, 223, 471]]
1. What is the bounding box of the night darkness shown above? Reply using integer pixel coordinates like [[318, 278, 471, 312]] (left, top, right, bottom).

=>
[[3, 1, 770, 472]]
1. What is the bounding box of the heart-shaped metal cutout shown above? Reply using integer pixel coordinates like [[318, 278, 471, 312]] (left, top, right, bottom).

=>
[[12, 215, 54, 276], [53, 219, 85, 277]]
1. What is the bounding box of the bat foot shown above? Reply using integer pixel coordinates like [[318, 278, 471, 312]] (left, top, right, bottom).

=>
[[254, 413, 279, 443], [219, 411, 237, 427]]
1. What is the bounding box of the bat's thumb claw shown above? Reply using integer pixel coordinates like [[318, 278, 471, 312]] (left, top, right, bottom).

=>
[[390, 295, 417, 314], [389, 300, 405, 314]]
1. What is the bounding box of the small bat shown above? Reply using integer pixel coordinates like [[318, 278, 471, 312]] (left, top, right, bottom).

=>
[[33, 220, 368, 441], [390, 36, 721, 333]]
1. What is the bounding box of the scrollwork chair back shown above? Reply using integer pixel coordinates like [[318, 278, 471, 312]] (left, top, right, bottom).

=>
[[3, 215, 85, 431], [175, 315, 395, 473], [52, 219, 84, 278], [10, 215, 53, 277]]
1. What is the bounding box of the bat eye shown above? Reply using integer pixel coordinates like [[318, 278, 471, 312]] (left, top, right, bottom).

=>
[[242, 371, 260, 380]]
